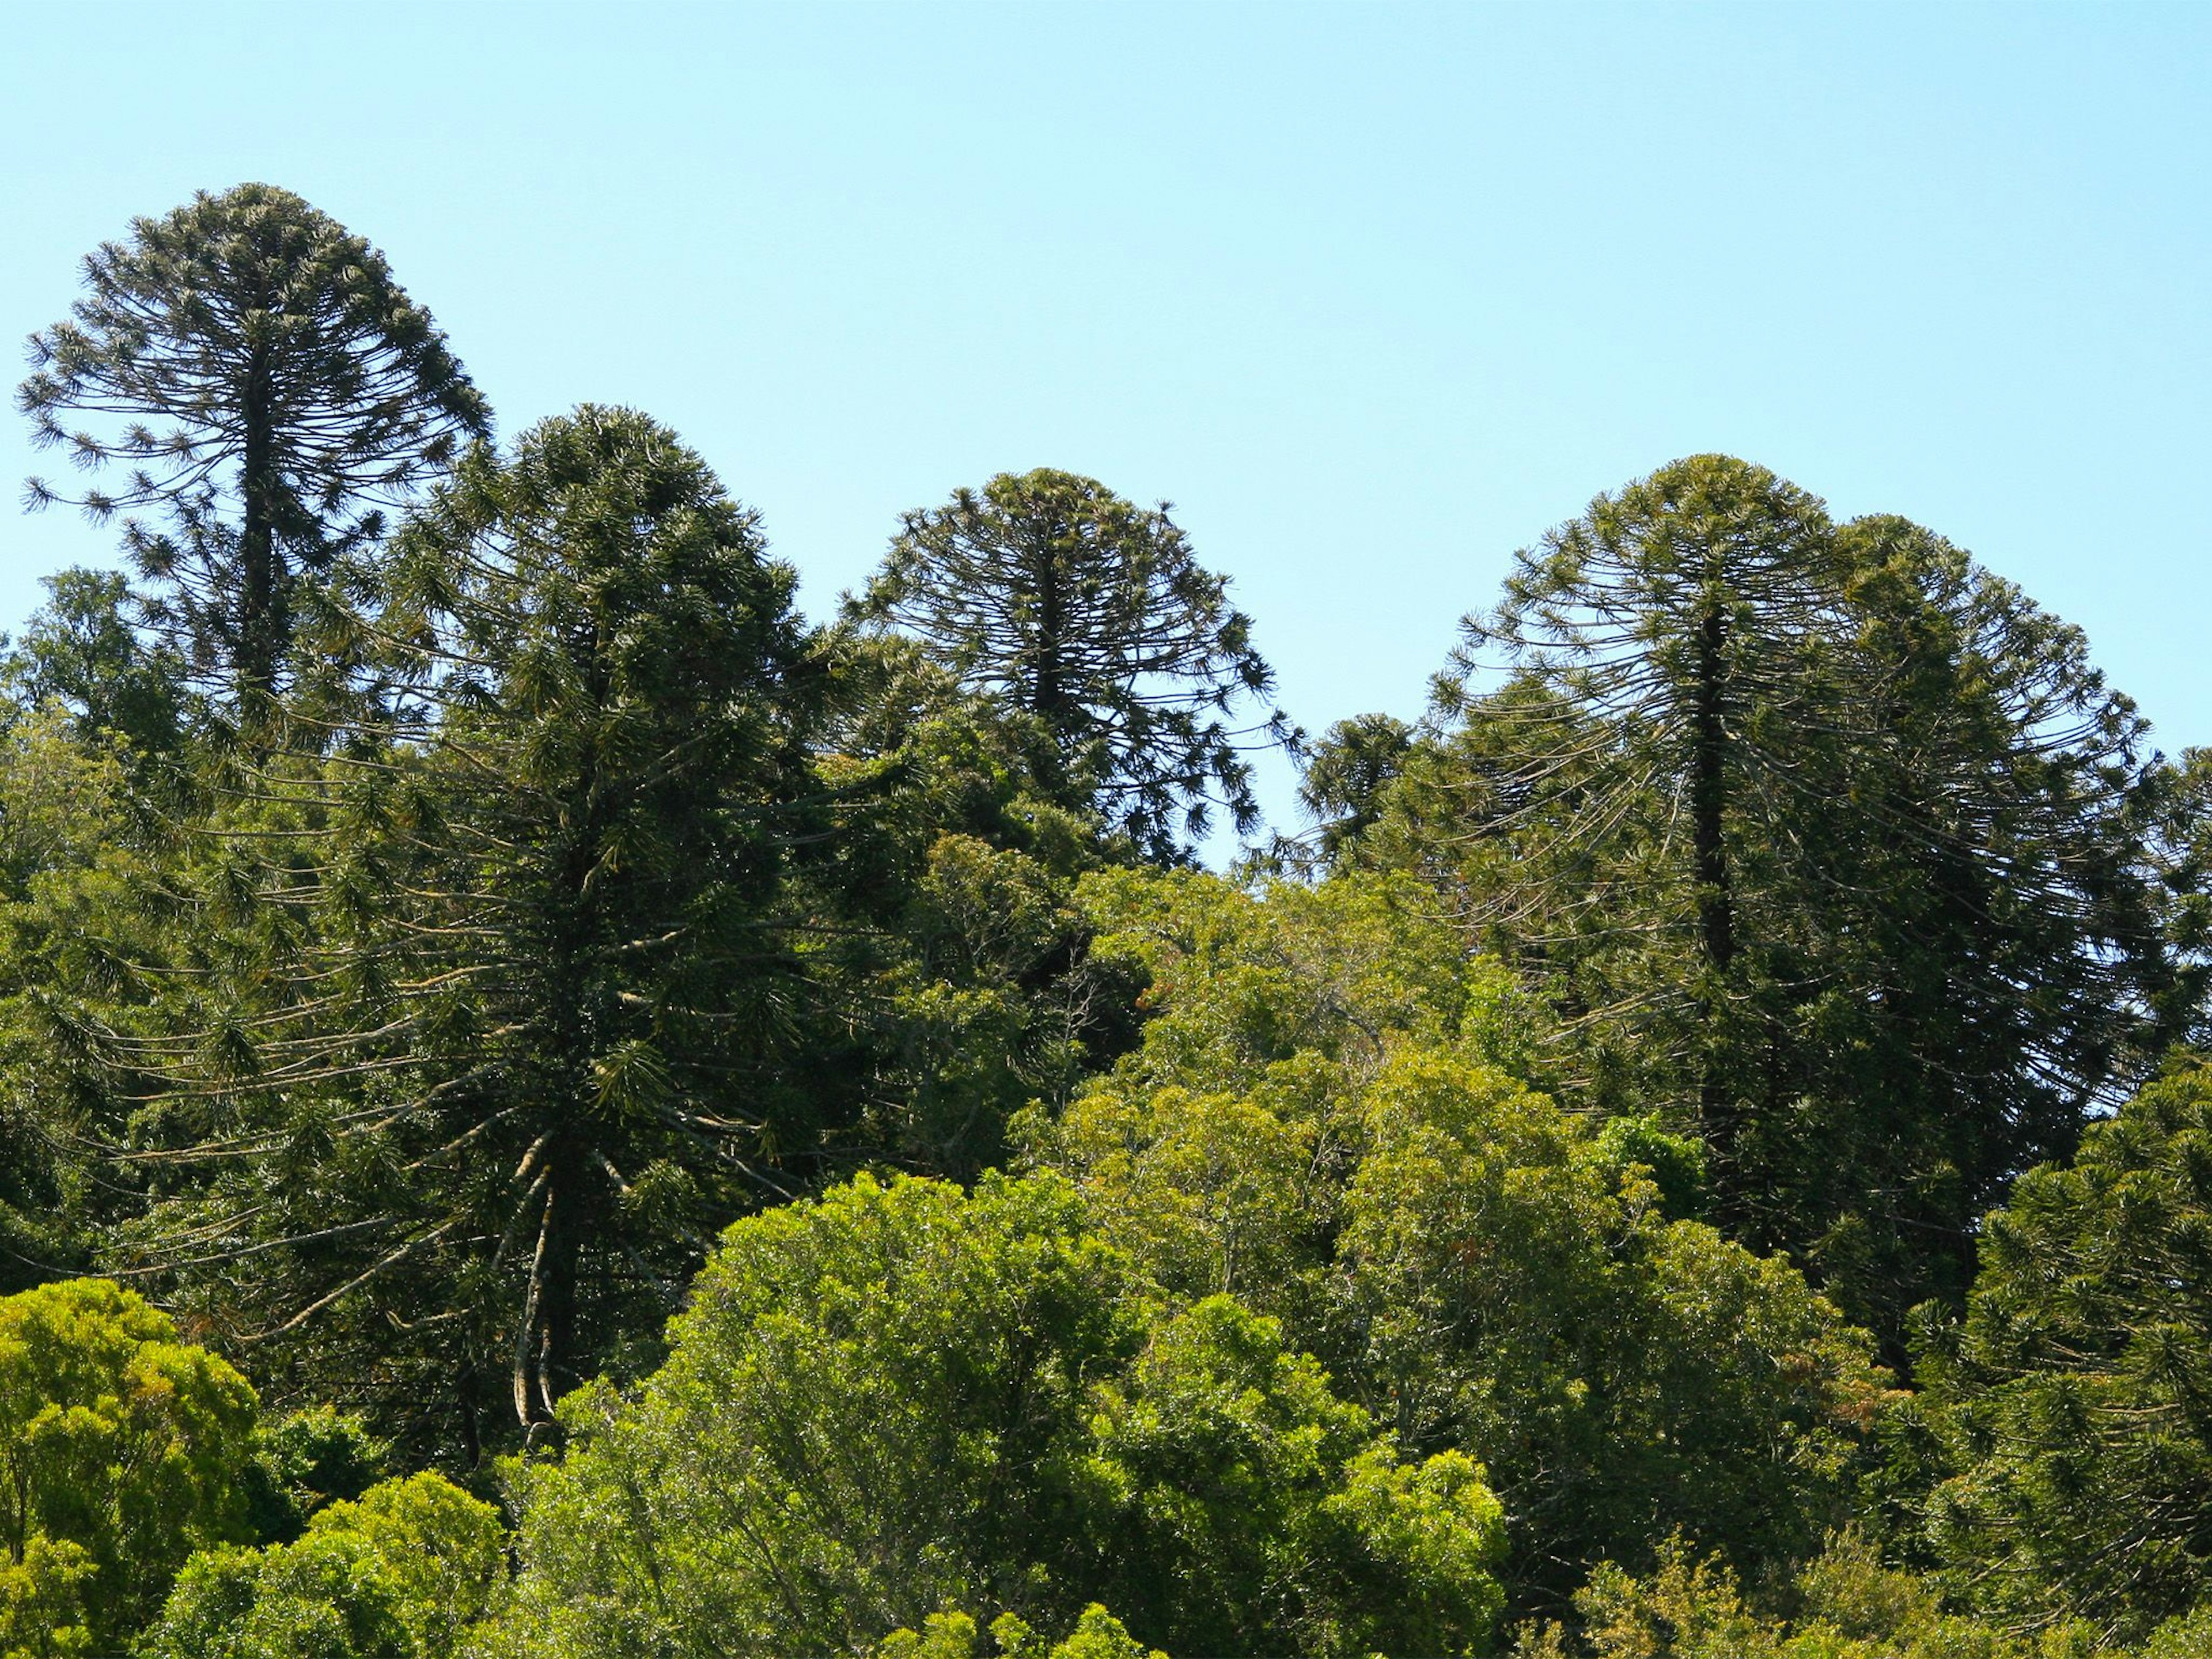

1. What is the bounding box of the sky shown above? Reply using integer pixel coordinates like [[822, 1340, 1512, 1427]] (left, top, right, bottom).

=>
[[3, 1, 2207, 846]]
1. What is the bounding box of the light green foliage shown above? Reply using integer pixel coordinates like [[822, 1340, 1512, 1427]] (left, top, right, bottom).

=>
[[1923, 1062, 2212, 1639], [1345, 1050, 1885, 1607], [0, 709, 134, 895], [2137, 1604, 2212, 1659], [6, 195, 2211, 1659], [1086, 1294, 1505, 1656], [879, 1605, 1168, 1659], [482, 1171, 1505, 1658], [1517, 1534, 2103, 1659], [0, 1280, 257, 1647], [141, 1472, 501, 1659], [1045, 865, 1885, 1614], [483, 1171, 1141, 1658], [0, 1536, 94, 1659], [1065, 862, 1531, 1118], [1043, 865, 1523, 1331]]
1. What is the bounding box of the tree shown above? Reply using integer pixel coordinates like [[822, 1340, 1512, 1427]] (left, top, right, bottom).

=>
[[1514, 1532, 2100, 1659], [878, 1604, 1168, 1659], [1039, 865, 1888, 1616], [141, 1473, 502, 1659], [1393, 456, 2169, 1340], [1922, 1060, 2212, 1642], [787, 634, 1146, 1182], [19, 183, 489, 699], [0, 1279, 259, 1650], [847, 469, 1293, 862], [78, 407, 824, 1450], [3, 569, 185, 758], [1430, 454, 1857, 1152], [1294, 713, 1412, 870], [479, 1171, 1505, 1659]]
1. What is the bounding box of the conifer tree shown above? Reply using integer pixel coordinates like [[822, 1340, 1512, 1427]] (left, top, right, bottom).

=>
[[19, 183, 489, 700], [849, 469, 1293, 862], [81, 408, 821, 1449], [1404, 455, 2169, 1340]]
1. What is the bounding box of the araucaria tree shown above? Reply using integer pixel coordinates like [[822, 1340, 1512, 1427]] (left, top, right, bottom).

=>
[[19, 183, 489, 699], [848, 468, 1293, 862], [88, 407, 823, 1448], [1404, 455, 2171, 1341]]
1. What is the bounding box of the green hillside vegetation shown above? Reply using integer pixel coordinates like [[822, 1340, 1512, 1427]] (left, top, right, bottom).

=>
[[3, 184, 2209, 1656]]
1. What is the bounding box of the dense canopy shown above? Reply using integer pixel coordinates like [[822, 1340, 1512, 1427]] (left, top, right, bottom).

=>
[[1, 185, 2207, 1659]]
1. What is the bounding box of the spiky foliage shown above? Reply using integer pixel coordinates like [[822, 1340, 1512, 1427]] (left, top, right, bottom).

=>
[[1925, 1062, 2212, 1642], [69, 408, 823, 1452], [1392, 456, 2172, 1343], [848, 469, 1293, 863], [19, 183, 489, 699]]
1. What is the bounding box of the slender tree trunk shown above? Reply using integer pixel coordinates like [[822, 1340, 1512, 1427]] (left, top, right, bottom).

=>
[[1029, 524, 1071, 797], [515, 681, 604, 1433], [1691, 582, 1737, 1136], [237, 346, 281, 701], [533, 1156, 584, 1423]]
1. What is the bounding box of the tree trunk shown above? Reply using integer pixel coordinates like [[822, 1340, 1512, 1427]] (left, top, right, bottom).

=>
[[1691, 582, 1737, 1137], [1029, 521, 1071, 796], [237, 345, 280, 700]]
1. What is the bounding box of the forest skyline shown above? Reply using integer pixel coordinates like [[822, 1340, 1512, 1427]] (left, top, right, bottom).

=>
[[7, 1, 2210, 853]]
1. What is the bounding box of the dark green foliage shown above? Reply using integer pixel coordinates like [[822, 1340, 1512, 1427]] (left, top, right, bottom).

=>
[[848, 468, 1293, 862], [794, 635, 1145, 1181], [1923, 1061, 2212, 1641], [243, 1406, 388, 1545], [1382, 456, 2173, 1345], [3, 194, 2209, 1659], [1297, 712, 1413, 869], [4, 567, 185, 757], [2144, 749, 2212, 1054], [1590, 1112, 1707, 1221], [78, 407, 824, 1451], [19, 183, 489, 698]]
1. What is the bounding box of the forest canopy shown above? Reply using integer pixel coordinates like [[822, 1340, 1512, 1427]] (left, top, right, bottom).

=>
[[3, 183, 2209, 1658]]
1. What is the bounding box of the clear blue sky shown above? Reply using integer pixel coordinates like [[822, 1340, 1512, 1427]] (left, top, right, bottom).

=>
[[5, 1, 2207, 842]]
